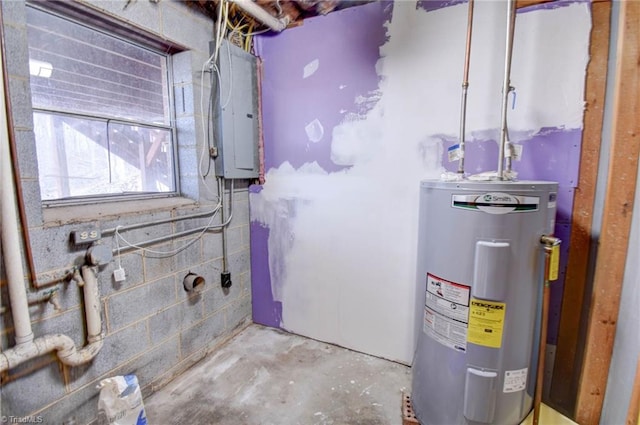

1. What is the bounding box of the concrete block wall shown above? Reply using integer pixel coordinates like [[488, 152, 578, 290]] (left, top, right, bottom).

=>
[[0, 1, 252, 424]]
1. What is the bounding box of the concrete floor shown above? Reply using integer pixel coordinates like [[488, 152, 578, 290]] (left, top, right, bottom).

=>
[[145, 324, 411, 425]]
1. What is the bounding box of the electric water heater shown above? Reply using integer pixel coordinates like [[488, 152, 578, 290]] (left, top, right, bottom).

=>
[[411, 180, 557, 425]]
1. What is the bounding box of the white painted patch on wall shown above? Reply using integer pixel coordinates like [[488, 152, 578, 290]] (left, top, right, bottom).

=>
[[252, 1, 591, 364], [303, 58, 320, 79], [305, 119, 324, 143], [509, 2, 591, 138]]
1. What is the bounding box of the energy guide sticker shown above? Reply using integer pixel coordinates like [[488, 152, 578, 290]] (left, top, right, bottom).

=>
[[467, 299, 506, 348]]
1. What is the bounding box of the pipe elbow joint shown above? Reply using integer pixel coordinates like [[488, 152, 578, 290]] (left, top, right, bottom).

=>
[[0, 353, 9, 373], [72, 268, 85, 287], [88, 333, 104, 344]]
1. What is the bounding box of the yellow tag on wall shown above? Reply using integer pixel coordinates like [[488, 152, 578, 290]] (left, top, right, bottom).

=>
[[468, 299, 506, 348], [549, 244, 560, 281]]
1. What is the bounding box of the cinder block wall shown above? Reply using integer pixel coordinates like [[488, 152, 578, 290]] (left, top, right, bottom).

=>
[[0, 1, 252, 424]]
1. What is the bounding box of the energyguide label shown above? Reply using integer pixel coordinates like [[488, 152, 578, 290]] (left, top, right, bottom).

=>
[[423, 273, 470, 352], [467, 299, 507, 348]]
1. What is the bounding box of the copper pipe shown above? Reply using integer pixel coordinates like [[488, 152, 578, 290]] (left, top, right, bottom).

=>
[[457, 0, 475, 175], [0, 6, 38, 290], [462, 0, 474, 86], [534, 237, 558, 425], [533, 245, 552, 425]]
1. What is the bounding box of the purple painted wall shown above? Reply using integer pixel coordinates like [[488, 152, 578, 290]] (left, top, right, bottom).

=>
[[250, 1, 391, 329], [254, 2, 391, 173], [417, 0, 466, 13], [249, 185, 282, 328]]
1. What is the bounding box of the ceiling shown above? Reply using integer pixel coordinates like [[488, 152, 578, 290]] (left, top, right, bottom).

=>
[[187, 0, 373, 32]]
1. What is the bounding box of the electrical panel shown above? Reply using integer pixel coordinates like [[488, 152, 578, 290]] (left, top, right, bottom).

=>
[[211, 40, 259, 179]]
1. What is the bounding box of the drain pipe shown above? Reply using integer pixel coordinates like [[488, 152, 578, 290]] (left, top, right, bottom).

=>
[[457, 0, 475, 175], [0, 266, 104, 372], [230, 0, 289, 32], [79, 266, 103, 344], [497, 0, 517, 180]]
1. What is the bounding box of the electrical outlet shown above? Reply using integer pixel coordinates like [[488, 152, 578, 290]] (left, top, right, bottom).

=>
[[113, 267, 126, 282], [71, 229, 101, 245], [221, 272, 232, 288]]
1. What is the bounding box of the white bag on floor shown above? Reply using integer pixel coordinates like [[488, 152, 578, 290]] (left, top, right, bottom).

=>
[[97, 374, 148, 425]]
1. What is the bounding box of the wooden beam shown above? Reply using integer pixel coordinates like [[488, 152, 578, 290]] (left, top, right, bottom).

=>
[[516, 0, 608, 9], [576, 2, 640, 423], [548, 0, 611, 414], [627, 355, 640, 425]]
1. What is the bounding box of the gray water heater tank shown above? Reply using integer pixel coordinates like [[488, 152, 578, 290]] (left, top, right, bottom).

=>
[[411, 180, 557, 425]]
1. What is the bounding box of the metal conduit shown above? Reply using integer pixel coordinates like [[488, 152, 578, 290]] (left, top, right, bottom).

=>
[[221, 178, 234, 276], [111, 179, 234, 255], [102, 202, 222, 235], [457, 0, 475, 175], [497, 0, 517, 180]]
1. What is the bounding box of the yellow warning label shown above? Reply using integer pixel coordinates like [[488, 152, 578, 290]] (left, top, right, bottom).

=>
[[468, 299, 506, 348], [549, 244, 560, 281]]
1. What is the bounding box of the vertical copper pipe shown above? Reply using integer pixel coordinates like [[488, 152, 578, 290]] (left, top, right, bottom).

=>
[[626, 355, 640, 425], [457, 0, 474, 175], [462, 0, 474, 86], [0, 5, 38, 289], [534, 246, 552, 425]]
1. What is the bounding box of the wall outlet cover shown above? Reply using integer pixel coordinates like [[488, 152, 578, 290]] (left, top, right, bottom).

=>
[[113, 267, 126, 282]]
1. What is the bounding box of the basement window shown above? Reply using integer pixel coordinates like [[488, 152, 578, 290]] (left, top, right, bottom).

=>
[[26, 5, 178, 205]]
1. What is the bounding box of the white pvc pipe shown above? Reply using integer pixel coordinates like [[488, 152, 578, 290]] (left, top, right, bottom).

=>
[[0, 267, 104, 373], [0, 41, 103, 372], [0, 333, 104, 372], [81, 265, 102, 342], [230, 0, 289, 32], [0, 44, 33, 347]]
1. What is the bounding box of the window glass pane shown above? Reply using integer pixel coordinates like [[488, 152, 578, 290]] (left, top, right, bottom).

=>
[[108, 123, 175, 193], [34, 112, 175, 200], [27, 7, 170, 125], [34, 112, 110, 200]]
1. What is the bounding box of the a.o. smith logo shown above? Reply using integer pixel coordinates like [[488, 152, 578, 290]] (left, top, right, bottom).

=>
[[482, 193, 516, 204]]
